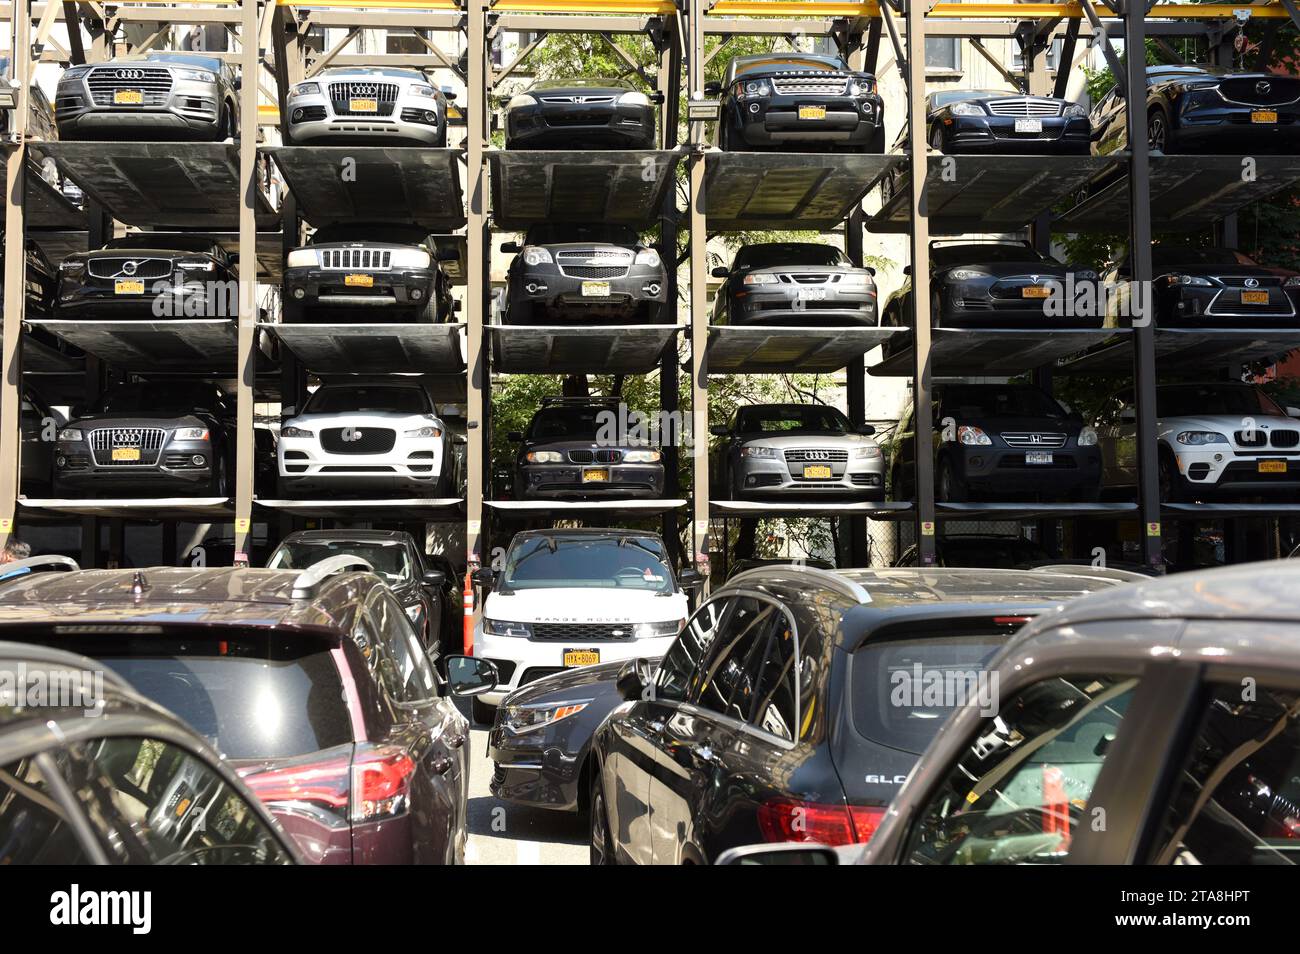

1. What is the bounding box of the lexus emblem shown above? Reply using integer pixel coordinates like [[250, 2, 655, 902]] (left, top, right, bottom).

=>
[[1245, 277, 1260, 288], [1257, 80, 1272, 95]]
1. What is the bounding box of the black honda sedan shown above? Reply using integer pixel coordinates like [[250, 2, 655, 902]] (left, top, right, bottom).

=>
[[504, 78, 660, 150], [587, 565, 1125, 864], [711, 242, 877, 326], [705, 53, 884, 153]]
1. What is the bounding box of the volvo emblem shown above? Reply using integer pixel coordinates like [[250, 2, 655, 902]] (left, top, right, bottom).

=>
[[1257, 80, 1272, 95], [121, 260, 138, 276]]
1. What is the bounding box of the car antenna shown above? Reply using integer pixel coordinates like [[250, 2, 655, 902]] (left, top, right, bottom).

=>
[[130, 571, 150, 597]]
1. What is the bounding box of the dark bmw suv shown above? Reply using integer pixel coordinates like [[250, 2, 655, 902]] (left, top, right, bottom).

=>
[[887, 383, 1102, 502], [711, 242, 877, 327], [509, 396, 664, 500], [53, 381, 236, 498]]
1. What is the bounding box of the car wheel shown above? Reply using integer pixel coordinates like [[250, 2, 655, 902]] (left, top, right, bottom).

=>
[[1159, 447, 1190, 503], [471, 697, 495, 726], [866, 124, 886, 154], [211, 454, 230, 498], [929, 124, 945, 152], [1147, 107, 1171, 154], [880, 172, 894, 205], [589, 773, 616, 866], [937, 458, 967, 502]]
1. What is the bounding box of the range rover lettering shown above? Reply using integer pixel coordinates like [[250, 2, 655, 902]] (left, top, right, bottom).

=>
[[286, 67, 454, 146]]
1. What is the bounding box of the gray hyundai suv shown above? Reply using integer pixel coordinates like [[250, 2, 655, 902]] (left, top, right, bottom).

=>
[[54, 52, 239, 141]]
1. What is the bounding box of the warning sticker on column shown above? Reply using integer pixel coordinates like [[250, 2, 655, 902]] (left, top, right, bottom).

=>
[[921, 521, 935, 536], [1146, 522, 1161, 537]]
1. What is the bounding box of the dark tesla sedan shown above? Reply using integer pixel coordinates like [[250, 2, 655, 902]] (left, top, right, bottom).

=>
[[1092, 64, 1300, 155], [588, 564, 1125, 864], [711, 242, 877, 327], [505, 78, 660, 150], [510, 396, 664, 501], [881, 240, 1101, 337], [55, 233, 236, 319], [886, 383, 1102, 502], [1101, 245, 1300, 328], [705, 53, 884, 153]]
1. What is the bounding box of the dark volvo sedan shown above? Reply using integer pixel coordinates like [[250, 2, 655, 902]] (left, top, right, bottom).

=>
[[56, 233, 237, 319], [588, 565, 1125, 864], [711, 242, 877, 327]]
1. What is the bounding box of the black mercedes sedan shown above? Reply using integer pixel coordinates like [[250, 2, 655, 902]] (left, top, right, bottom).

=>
[[55, 233, 236, 319], [587, 564, 1126, 864], [510, 396, 665, 501], [896, 88, 1090, 155], [504, 77, 660, 150], [1101, 245, 1300, 328], [705, 53, 884, 153], [880, 240, 1101, 334], [710, 242, 877, 327], [1092, 64, 1300, 155]]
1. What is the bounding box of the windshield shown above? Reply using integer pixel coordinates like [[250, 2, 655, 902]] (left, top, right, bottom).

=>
[[312, 223, 430, 246], [304, 386, 431, 415], [322, 67, 424, 80], [524, 223, 639, 246], [931, 89, 1018, 107], [735, 404, 851, 433], [932, 244, 1047, 267], [144, 53, 223, 73], [939, 385, 1068, 419], [106, 234, 222, 255], [1151, 246, 1259, 268], [735, 243, 846, 269], [527, 405, 618, 441], [267, 540, 412, 585], [535, 77, 634, 90], [1157, 384, 1284, 417], [734, 54, 848, 77], [502, 535, 674, 593], [96, 384, 218, 416]]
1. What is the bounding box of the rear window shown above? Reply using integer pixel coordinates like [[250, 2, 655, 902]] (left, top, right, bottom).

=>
[[17, 632, 352, 759], [850, 632, 1008, 755]]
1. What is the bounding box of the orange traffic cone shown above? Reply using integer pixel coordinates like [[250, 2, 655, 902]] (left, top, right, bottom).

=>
[[463, 569, 475, 655]]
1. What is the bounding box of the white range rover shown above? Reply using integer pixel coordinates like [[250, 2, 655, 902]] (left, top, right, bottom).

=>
[[470, 528, 698, 720], [277, 378, 450, 497]]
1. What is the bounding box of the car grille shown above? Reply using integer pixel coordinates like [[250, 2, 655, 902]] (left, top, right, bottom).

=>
[[1214, 275, 1284, 288], [319, 427, 397, 454], [783, 448, 850, 462], [555, 249, 631, 280], [772, 76, 849, 96], [1000, 432, 1068, 448], [329, 82, 399, 116], [531, 622, 634, 641], [1236, 429, 1300, 449], [986, 98, 1062, 117], [318, 248, 392, 270], [788, 273, 836, 284], [566, 449, 623, 464], [87, 67, 173, 107], [87, 257, 173, 280], [90, 427, 165, 466], [1219, 76, 1300, 107], [538, 95, 615, 105]]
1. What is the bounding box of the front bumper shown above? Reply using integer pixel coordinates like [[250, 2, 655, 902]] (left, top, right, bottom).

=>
[[937, 279, 1103, 329], [735, 453, 884, 499], [507, 263, 668, 323], [278, 434, 444, 492], [729, 93, 883, 147], [1174, 446, 1300, 494], [487, 710, 596, 812], [1155, 285, 1300, 326], [283, 266, 436, 316], [54, 437, 215, 495], [285, 90, 444, 145], [55, 75, 224, 140], [55, 278, 235, 319], [727, 285, 877, 326], [950, 443, 1101, 494], [1174, 106, 1300, 154], [475, 630, 676, 707], [939, 115, 1091, 154], [506, 101, 655, 149], [517, 460, 665, 499]]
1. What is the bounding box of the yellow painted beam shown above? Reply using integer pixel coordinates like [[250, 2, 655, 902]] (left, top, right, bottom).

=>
[[705, 0, 1293, 18], [489, 0, 676, 13], [276, 0, 458, 8], [706, 0, 878, 14]]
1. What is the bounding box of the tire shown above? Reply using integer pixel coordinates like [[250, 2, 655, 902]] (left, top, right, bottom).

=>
[[937, 458, 968, 502], [1147, 107, 1173, 154], [471, 697, 495, 726], [589, 772, 617, 866], [929, 124, 945, 152], [1159, 448, 1190, 503], [866, 124, 886, 155], [209, 454, 229, 498]]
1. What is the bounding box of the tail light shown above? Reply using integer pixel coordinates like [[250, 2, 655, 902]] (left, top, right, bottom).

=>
[[757, 797, 886, 847], [352, 746, 416, 822], [239, 743, 416, 828]]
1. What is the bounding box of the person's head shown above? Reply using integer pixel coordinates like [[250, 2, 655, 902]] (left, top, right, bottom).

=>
[[1, 539, 31, 564]]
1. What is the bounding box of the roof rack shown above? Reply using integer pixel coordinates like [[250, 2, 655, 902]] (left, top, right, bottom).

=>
[[290, 555, 374, 600], [0, 555, 80, 585]]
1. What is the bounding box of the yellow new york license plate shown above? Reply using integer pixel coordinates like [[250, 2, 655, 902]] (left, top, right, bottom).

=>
[[1022, 286, 1052, 299], [344, 273, 374, 287], [1252, 110, 1278, 124], [563, 649, 600, 667], [799, 105, 827, 120], [350, 98, 378, 112], [1242, 290, 1270, 304], [114, 90, 143, 105], [803, 464, 833, 479], [582, 468, 609, 483], [114, 279, 145, 295], [111, 447, 141, 462], [581, 281, 610, 297], [1259, 460, 1287, 473]]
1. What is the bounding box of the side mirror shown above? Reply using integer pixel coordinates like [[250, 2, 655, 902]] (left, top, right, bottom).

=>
[[233, 76, 242, 91], [709, 424, 729, 437], [441, 86, 458, 101], [865, 266, 876, 276], [436, 247, 460, 261], [650, 91, 665, 105], [703, 80, 722, 96], [69, 404, 87, 419], [422, 568, 447, 587], [677, 568, 703, 590], [500, 241, 521, 254], [1287, 406, 1300, 419], [715, 844, 839, 866], [443, 655, 499, 697], [507, 431, 523, 442], [471, 567, 495, 588], [454, 300, 463, 312], [857, 424, 876, 436], [902, 265, 911, 275], [616, 657, 650, 701], [711, 266, 730, 279], [227, 252, 240, 266]]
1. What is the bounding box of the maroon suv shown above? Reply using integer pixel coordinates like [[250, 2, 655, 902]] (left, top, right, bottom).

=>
[[0, 558, 496, 864]]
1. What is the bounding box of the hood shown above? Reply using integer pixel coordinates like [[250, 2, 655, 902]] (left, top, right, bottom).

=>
[[951, 413, 1080, 433], [71, 412, 212, 429], [301, 240, 424, 251], [523, 436, 659, 453], [484, 586, 685, 622], [531, 83, 630, 99], [535, 240, 639, 254], [503, 659, 630, 706], [80, 247, 216, 260], [1157, 413, 1298, 431], [288, 410, 444, 428], [934, 259, 1070, 278], [739, 431, 878, 449], [1152, 262, 1298, 280]]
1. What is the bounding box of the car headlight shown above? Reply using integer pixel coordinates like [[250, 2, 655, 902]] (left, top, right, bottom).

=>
[[947, 268, 994, 281], [839, 272, 874, 287], [741, 79, 771, 98], [286, 249, 318, 268], [522, 246, 553, 266], [501, 699, 591, 734], [618, 90, 651, 107], [950, 102, 985, 117], [177, 258, 215, 272], [848, 79, 874, 95], [173, 68, 216, 83], [958, 425, 992, 446], [389, 248, 432, 269], [1164, 274, 1213, 287], [404, 426, 443, 438], [411, 84, 437, 98], [634, 248, 661, 268], [172, 427, 210, 441], [633, 620, 682, 639], [507, 93, 537, 110], [482, 618, 533, 638], [742, 273, 778, 286], [526, 450, 562, 463], [57, 428, 82, 442], [741, 445, 778, 458], [59, 259, 86, 274], [290, 81, 320, 97], [623, 449, 661, 463], [62, 66, 90, 81], [280, 426, 314, 439], [854, 444, 882, 459], [1285, 276, 1300, 287], [1063, 102, 1088, 118], [1073, 269, 1099, 282], [1077, 426, 1098, 447], [1176, 430, 1228, 445]]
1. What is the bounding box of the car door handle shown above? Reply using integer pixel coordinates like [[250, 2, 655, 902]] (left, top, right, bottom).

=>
[[445, 734, 465, 749], [429, 756, 453, 775]]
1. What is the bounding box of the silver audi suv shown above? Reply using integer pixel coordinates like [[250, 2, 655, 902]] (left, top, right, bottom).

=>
[[285, 67, 454, 146]]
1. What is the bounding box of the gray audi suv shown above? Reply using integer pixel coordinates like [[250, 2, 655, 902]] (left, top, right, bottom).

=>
[[285, 67, 455, 146]]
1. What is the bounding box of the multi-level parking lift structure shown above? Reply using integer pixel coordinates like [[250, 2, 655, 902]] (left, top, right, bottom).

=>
[[2, 0, 1300, 581]]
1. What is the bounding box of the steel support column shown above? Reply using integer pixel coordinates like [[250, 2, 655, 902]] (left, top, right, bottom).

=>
[[466, 0, 488, 572], [233, 0, 260, 564], [687, 0, 709, 580], [658, 16, 682, 567], [845, 28, 869, 568]]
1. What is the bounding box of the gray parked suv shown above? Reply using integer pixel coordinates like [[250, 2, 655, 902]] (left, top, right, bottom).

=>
[[55, 52, 239, 141], [286, 67, 455, 146]]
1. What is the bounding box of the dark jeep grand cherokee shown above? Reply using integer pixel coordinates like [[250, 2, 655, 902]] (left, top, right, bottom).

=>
[[706, 53, 884, 153], [509, 397, 665, 501], [500, 223, 668, 325]]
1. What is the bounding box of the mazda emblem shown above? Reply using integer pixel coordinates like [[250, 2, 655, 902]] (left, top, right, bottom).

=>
[[1257, 80, 1272, 95]]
